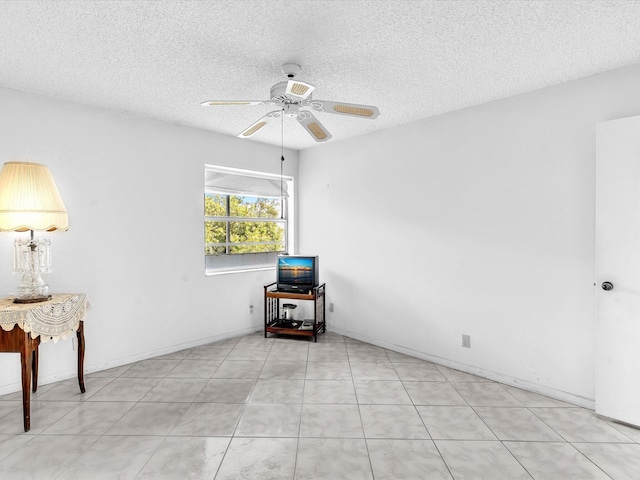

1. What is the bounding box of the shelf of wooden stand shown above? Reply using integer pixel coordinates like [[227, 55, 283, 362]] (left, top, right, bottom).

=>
[[265, 290, 315, 300], [265, 320, 321, 337]]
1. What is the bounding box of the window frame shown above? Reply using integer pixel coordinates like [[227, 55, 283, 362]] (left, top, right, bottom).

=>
[[204, 165, 294, 275]]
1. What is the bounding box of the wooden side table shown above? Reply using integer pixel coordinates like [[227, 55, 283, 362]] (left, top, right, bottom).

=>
[[0, 294, 90, 432]]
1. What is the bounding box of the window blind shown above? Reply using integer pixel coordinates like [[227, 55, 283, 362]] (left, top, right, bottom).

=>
[[205, 167, 289, 198]]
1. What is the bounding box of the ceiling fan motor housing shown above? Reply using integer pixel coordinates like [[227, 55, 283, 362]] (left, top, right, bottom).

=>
[[283, 103, 300, 117], [270, 81, 313, 105], [270, 81, 291, 102]]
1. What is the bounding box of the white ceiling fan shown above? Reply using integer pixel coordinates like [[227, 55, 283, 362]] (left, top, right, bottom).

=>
[[201, 64, 380, 143]]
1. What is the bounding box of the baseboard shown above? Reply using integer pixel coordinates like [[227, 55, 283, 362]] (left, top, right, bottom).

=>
[[331, 326, 595, 410], [2, 324, 595, 411], [0, 325, 263, 397]]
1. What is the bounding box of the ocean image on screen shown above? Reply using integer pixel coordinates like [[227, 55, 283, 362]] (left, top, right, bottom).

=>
[[279, 257, 314, 284]]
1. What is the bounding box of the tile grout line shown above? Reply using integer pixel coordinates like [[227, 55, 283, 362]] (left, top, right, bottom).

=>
[[214, 335, 274, 480], [347, 341, 379, 480], [133, 346, 205, 480], [393, 351, 462, 480], [291, 337, 313, 480], [165, 341, 238, 480], [54, 352, 187, 479]]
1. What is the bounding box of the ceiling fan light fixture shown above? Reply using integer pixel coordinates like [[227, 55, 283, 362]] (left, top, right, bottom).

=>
[[286, 80, 315, 99]]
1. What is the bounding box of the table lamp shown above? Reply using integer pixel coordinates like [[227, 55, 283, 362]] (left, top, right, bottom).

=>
[[0, 161, 68, 303]]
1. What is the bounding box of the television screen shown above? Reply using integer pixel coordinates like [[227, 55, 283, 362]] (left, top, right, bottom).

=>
[[277, 255, 319, 291]]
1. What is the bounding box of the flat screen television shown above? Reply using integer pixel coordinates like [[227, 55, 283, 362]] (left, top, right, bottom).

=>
[[276, 255, 319, 293]]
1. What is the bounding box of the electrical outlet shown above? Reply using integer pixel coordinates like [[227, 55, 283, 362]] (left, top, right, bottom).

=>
[[249, 305, 254, 315], [462, 334, 471, 348], [329, 303, 334, 312]]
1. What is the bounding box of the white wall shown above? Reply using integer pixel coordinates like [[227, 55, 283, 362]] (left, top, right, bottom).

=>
[[0, 87, 297, 394], [298, 63, 640, 407]]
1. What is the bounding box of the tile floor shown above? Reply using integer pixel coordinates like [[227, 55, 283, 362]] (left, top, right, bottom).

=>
[[1, 331, 639, 479]]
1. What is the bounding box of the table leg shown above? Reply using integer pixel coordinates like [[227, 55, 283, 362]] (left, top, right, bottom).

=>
[[32, 347, 38, 392], [20, 348, 32, 432], [77, 322, 85, 393]]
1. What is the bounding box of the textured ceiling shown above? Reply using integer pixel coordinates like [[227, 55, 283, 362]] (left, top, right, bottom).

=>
[[1, 0, 640, 150]]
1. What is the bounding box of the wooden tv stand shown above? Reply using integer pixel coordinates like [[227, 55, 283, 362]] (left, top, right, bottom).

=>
[[264, 282, 326, 342]]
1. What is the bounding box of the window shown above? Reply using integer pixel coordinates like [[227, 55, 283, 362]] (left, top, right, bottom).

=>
[[205, 165, 293, 273]]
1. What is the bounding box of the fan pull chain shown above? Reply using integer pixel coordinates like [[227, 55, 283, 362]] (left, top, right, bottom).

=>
[[280, 108, 284, 219]]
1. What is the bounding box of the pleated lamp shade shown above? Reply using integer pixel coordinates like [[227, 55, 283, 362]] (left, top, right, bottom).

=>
[[0, 161, 68, 232]]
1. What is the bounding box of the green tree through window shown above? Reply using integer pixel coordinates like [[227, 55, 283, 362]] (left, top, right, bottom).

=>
[[204, 193, 286, 255]]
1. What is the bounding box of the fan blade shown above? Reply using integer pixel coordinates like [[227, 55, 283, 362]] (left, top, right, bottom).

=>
[[286, 80, 315, 100], [297, 111, 332, 142], [309, 100, 380, 119], [201, 100, 265, 106], [237, 110, 281, 138]]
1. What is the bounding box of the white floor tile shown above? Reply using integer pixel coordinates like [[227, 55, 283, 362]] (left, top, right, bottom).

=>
[[0, 332, 636, 480]]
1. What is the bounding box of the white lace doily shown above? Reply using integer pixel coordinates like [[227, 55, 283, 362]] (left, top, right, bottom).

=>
[[0, 294, 90, 343]]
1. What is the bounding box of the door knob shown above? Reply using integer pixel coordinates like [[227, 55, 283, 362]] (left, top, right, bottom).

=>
[[602, 282, 614, 291]]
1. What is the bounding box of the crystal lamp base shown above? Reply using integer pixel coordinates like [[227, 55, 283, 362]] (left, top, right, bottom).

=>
[[14, 283, 52, 304], [13, 234, 54, 304]]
